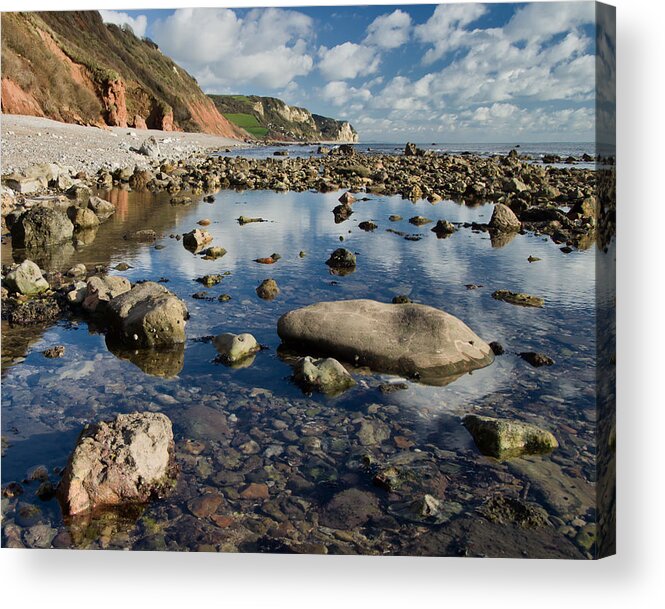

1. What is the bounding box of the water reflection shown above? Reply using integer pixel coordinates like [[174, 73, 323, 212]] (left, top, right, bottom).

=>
[[74, 226, 99, 249], [490, 230, 517, 249], [12, 241, 76, 271], [106, 338, 185, 378], [2, 188, 598, 547]]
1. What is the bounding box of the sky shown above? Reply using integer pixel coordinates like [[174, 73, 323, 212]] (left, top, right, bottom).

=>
[[99, 2, 598, 143]]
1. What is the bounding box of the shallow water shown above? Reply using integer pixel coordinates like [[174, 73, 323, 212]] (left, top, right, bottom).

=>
[[1, 187, 604, 556]]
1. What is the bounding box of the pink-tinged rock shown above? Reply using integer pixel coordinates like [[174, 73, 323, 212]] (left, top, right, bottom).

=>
[[57, 412, 176, 516]]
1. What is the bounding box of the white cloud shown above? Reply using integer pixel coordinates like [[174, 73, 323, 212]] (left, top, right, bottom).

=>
[[152, 8, 314, 90], [364, 76, 384, 89], [99, 10, 148, 38], [505, 1, 596, 43], [318, 42, 380, 80], [415, 3, 489, 64], [321, 81, 372, 107], [364, 9, 412, 50], [404, 2, 596, 108], [472, 103, 518, 122]]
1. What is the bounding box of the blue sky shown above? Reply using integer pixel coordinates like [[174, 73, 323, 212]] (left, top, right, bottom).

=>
[[100, 3, 597, 143]]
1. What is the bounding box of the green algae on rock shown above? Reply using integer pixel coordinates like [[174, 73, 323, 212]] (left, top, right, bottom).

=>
[[463, 414, 558, 459], [491, 289, 544, 308]]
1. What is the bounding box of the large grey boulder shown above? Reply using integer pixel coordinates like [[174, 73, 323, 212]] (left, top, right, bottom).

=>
[[488, 203, 521, 232], [463, 414, 558, 459], [106, 281, 189, 347], [278, 299, 493, 384], [4, 260, 49, 295], [57, 412, 176, 515], [293, 356, 356, 395], [10, 206, 74, 248]]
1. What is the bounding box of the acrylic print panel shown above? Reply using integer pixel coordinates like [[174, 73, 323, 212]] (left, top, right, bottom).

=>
[[0, 2, 615, 558]]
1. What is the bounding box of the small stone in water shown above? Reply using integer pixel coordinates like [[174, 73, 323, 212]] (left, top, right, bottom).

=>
[[489, 341, 505, 355], [519, 352, 554, 367], [240, 483, 269, 500], [192, 291, 214, 300], [196, 274, 222, 287], [188, 493, 223, 518], [42, 345, 65, 358], [26, 464, 49, 481], [256, 278, 279, 300]]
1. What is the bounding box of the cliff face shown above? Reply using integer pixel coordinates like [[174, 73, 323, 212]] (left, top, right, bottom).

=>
[[1, 11, 246, 139], [312, 115, 358, 144], [209, 94, 359, 143]]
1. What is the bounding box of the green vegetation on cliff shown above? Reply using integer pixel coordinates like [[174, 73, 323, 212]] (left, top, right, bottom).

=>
[[223, 113, 269, 138]]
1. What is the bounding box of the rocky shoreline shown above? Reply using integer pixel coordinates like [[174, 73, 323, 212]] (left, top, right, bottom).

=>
[[3, 130, 608, 252], [1, 128, 612, 557], [1, 133, 607, 327]]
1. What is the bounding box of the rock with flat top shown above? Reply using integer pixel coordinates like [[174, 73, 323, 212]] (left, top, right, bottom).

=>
[[492, 290, 544, 308], [2, 164, 62, 193], [278, 299, 493, 384]]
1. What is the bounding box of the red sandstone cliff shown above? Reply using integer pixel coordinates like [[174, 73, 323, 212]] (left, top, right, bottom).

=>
[[1, 11, 246, 139]]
